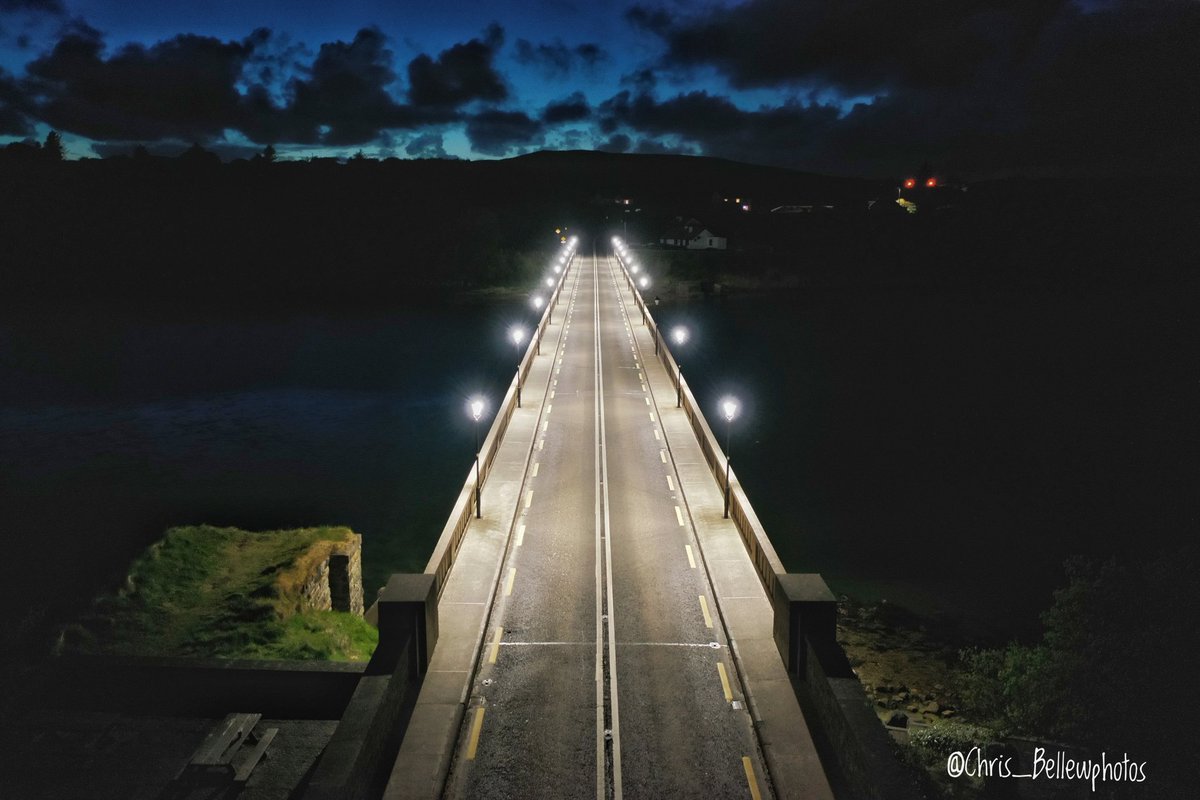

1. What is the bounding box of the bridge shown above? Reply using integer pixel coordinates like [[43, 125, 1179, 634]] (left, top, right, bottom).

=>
[[300, 237, 920, 800]]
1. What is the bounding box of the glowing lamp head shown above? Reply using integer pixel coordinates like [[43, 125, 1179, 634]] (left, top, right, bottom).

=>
[[903, 178, 916, 189], [470, 398, 485, 421], [630, 264, 639, 274], [532, 295, 544, 309], [925, 177, 937, 188], [638, 276, 650, 289], [671, 326, 688, 346], [511, 327, 526, 346], [721, 397, 739, 422], [554, 264, 561, 274]]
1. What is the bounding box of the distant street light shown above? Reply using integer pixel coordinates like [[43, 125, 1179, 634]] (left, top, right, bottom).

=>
[[470, 397, 485, 518], [671, 327, 688, 407], [512, 326, 526, 408], [721, 398, 739, 518], [639, 276, 650, 290]]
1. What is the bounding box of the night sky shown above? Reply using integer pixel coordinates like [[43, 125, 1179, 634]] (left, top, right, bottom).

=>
[[1, 0, 1198, 177]]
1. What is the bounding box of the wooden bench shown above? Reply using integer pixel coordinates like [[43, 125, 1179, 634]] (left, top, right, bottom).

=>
[[178, 712, 278, 785]]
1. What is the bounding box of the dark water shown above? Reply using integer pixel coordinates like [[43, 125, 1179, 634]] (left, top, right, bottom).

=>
[[2, 285, 1195, 645], [657, 285, 1197, 638], [0, 296, 540, 644]]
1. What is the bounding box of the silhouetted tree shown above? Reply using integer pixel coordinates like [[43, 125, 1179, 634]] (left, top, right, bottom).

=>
[[43, 130, 64, 161]]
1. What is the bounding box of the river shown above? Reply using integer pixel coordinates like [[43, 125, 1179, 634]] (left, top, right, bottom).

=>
[[2, 283, 1193, 646]]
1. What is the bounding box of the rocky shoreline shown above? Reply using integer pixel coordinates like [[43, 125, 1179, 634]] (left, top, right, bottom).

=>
[[835, 596, 976, 731]]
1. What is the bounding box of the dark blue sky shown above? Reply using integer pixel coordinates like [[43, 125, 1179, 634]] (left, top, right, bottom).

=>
[[2, 0, 1197, 177]]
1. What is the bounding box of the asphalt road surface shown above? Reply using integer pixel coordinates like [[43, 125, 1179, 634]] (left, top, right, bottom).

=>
[[442, 245, 769, 800]]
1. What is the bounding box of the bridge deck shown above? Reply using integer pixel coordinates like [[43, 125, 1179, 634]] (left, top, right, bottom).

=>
[[384, 248, 833, 800]]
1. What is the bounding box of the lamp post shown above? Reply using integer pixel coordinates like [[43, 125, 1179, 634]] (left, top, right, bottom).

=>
[[470, 398, 485, 518], [671, 327, 688, 408], [721, 398, 738, 518], [512, 327, 526, 408], [532, 296, 545, 351]]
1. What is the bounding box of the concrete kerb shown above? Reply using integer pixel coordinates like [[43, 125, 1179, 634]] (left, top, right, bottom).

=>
[[380, 248, 581, 800]]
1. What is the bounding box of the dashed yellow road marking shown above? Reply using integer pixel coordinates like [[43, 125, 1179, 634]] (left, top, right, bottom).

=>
[[675, 506, 685, 526], [685, 544, 696, 569], [488, 626, 503, 664], [699, 595, 713, 628], [466, 708, 485, 760], [743, 757, 762, 800], [717, 662, 734, 702], [504, 568, 516, 596], [516, 524, 525, 546]]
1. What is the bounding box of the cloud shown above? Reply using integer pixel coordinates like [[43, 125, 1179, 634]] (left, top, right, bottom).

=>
[[631, 0, 1067, 94], [22, 22, 255, 141], [464, 108, 543, 156], [514, 38, 607, 77], [407, 23, 507, 107], [0, 67, 33, 134], [0, 0, 64, 14], [405, 131, 448, 158], [272, 26, 427, 145], [597, 133, 630, 153], [542, 91, 590, 124], [616, 0, 1200, 176]]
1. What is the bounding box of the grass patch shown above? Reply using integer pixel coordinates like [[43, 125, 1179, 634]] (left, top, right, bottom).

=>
[[61, 524, 377, 661]]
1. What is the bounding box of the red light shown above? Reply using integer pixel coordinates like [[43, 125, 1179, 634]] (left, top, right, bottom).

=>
[[926, 177, 937, 187], [903, 178, 916, 189]]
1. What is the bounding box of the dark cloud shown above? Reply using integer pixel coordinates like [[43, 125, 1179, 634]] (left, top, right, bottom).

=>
[[542, 91, 590, 124], [514, 38, 607, 77], [23, 23, 254, 141], [407, 23, 507, 107], [0, 0, 64, 14], [464, 108, 542, 156], [633, 0, 1065, 94], [270, 26, 429, 145], [624, 5, 672, 35], [616, 0, 1200, 176], [0, 67, 33, 135], [405, 131, 448, 158]]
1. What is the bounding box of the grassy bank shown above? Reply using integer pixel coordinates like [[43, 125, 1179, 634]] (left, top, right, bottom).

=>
[[60, 525, 377, 661]]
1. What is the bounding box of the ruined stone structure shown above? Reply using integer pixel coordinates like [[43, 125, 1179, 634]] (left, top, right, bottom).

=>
[[297, 532, 364, 616]]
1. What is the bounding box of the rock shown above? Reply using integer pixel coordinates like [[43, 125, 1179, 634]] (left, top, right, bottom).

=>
[[921, 701, 941, 714], [892, 693, 907, 704], [884, 712, 909, 728], [907, 704, 920, 713], [941, 709, 956, 718], [934, 683, 945, 692]]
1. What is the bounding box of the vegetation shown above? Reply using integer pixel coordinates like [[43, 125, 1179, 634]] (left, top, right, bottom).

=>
[[954, 546, 1197, 796], [59, 524, 378, 661]]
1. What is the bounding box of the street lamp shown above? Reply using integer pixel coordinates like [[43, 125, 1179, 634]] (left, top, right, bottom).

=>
[[671, 326, 688, 407], [511, 326, 526, 408], [721, 397, 739, 518], [470, 397, 485, 518]]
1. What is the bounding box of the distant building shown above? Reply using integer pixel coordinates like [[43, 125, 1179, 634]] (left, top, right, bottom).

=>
[[658, 217, 727, 250]]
